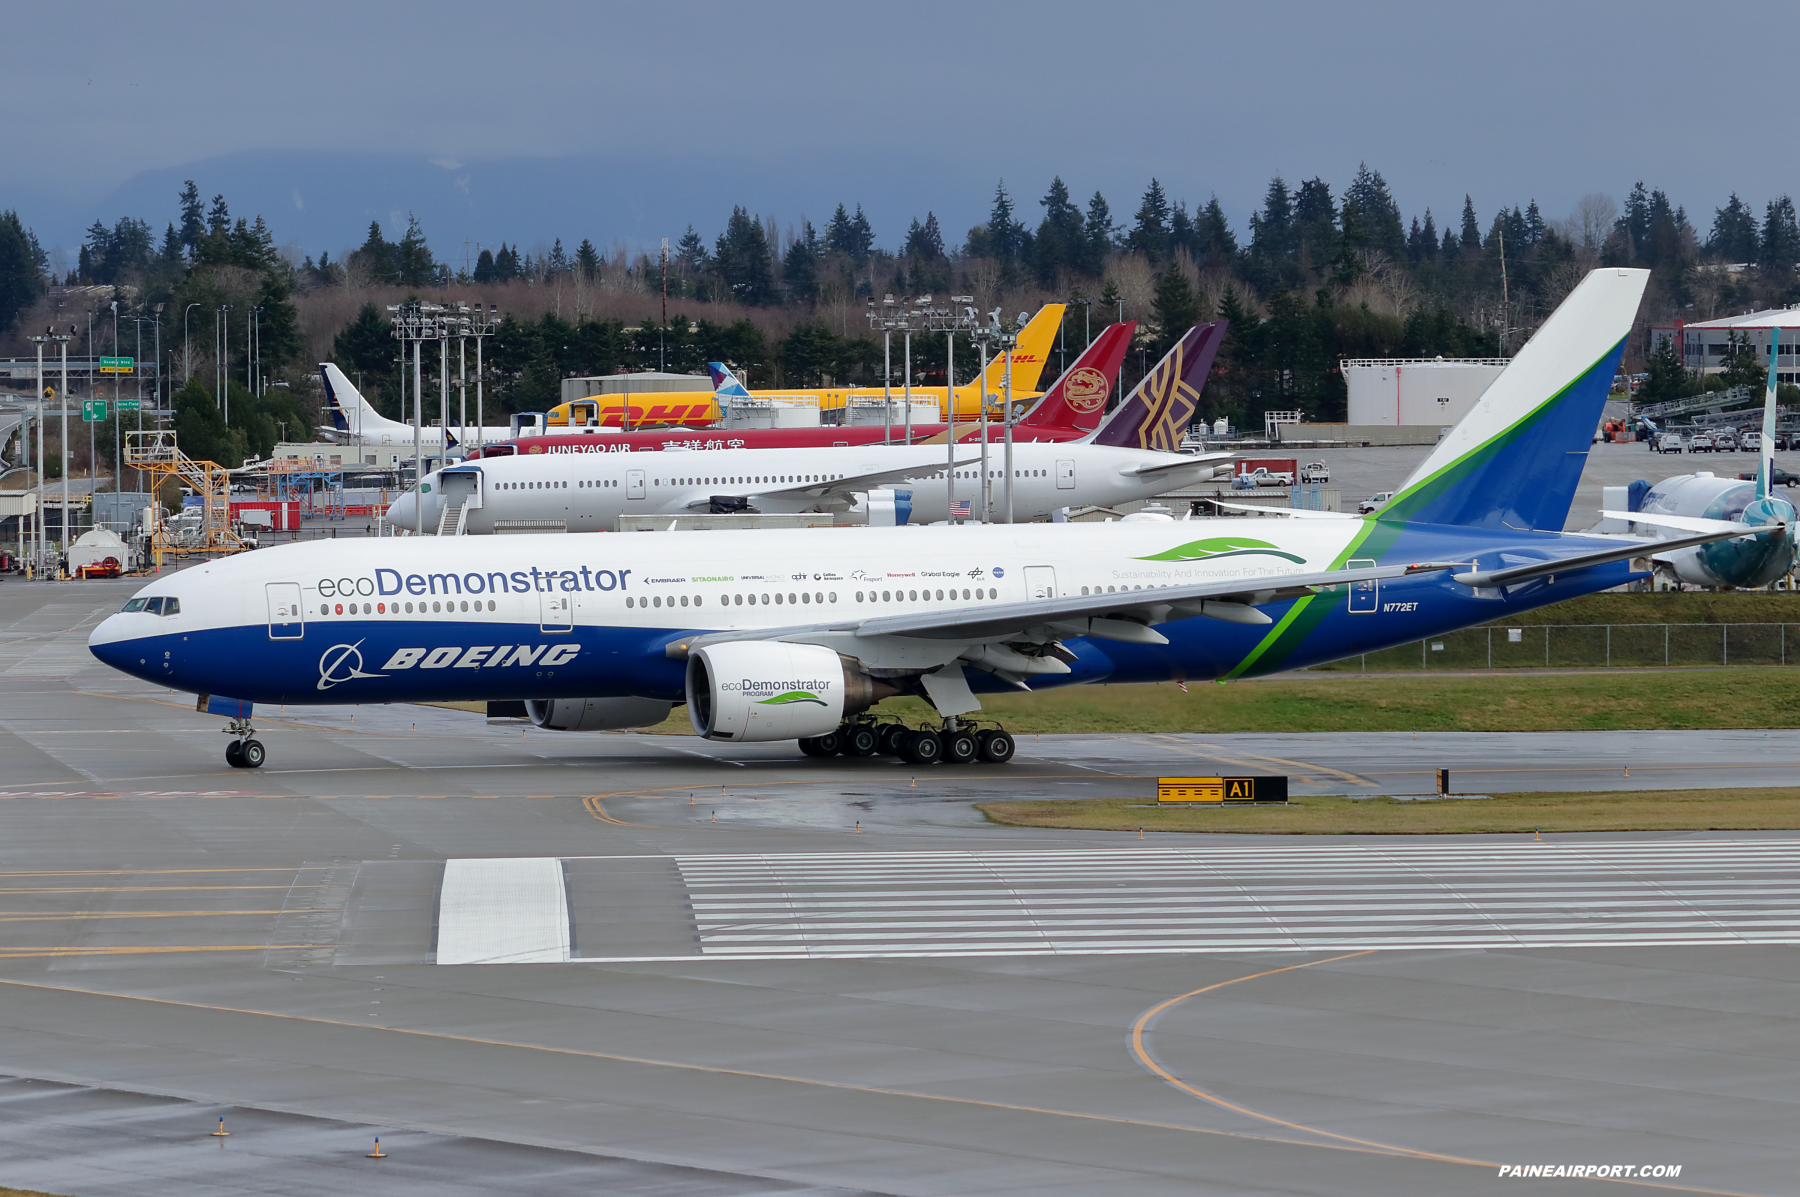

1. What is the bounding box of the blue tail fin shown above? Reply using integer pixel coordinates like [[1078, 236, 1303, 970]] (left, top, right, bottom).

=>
[[1382, 268, 1649, 530], [708, 362, 752, 399]]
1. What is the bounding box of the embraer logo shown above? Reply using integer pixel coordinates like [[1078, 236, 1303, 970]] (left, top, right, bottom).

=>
[[317, 641, 387, 691]]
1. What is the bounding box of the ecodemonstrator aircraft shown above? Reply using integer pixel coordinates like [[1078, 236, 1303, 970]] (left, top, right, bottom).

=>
[[384, 324, 1229, 534], [90, 269, 1771, 771]]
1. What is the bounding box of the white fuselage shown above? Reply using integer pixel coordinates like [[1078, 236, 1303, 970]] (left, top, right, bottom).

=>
[[388, 442, 1227, 532]]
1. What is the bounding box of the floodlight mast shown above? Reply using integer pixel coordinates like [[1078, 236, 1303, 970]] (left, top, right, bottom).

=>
[[924, 297, 978, 521], [388, 302, 444, 534]]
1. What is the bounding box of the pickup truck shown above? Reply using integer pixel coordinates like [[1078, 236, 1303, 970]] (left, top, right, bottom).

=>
[[1300, 461, 1330, 483], [1358, 491, 1396, 515], [1233, 466, 1296, 488], [1688, 433, 1715, 453]]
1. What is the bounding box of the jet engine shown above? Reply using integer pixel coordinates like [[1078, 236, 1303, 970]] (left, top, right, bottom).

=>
[[686, 642, 895, 741], [526, 696, 674, 732]]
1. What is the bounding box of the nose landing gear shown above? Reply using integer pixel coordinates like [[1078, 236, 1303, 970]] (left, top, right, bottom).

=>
[[222, 717, 265, 769]]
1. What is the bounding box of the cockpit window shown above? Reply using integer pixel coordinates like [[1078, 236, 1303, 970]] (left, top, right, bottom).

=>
[[122, 598, 149, 612], [161, 597, 180, 615]]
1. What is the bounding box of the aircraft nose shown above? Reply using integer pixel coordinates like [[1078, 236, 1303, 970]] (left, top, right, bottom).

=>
[[387, 490, 417, 527], [88, 614, 146, 675]]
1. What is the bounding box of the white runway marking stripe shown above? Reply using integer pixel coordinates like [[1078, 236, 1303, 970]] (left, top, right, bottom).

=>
[[667, 841, 1800, 959], [435, 858, 570, 964]]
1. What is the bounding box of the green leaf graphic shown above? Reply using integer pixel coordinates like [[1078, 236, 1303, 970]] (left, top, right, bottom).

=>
[[756, 691, 828, 706], [1135, 537, 1307, 564]]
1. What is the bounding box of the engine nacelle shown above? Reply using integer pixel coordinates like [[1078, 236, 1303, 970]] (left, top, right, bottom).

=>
[[526, 696, 673, 732], [686, 642, 889, 741]]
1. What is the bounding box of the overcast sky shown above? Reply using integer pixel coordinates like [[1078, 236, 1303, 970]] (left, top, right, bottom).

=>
[[6, 1, 1792, 263]]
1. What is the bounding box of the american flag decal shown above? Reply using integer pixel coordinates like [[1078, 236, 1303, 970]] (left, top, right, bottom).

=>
[[950, 500, 971, 518]]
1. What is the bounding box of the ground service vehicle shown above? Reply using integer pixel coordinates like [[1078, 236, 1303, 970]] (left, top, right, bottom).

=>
[[1655, 433, 1685, 453], [1358, 491, 1396, 514], [1301, 461, 1330, 483]]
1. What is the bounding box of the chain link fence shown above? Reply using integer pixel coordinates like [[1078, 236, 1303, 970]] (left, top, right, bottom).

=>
[[1312, 624, 1800, 671]]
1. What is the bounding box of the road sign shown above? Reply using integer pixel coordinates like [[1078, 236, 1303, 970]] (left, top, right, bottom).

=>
[[82, 400, 107, 422], [1157, 775, 1289, 804], [99, 356, 134, 375], [117, 398, 141, 413]]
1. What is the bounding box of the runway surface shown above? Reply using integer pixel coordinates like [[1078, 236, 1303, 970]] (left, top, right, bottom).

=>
[[2, 577, 1799, 1195]]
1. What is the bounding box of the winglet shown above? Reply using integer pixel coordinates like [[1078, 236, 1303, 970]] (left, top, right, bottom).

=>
[[1021, 321, 1135, 431], [1088, 322, 1225, 451], [1760, 328, 1779, 501]]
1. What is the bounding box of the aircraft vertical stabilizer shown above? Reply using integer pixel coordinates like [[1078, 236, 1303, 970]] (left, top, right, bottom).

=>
[[320, 363, 401, 438], [1089, 322, 1225, 452], [1019, 321, 1135, 431], [1384, 268, 1649, 530], [707, 363, 753, 400]]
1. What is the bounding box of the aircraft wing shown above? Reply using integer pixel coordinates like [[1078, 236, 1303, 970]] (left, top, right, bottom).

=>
[[1452, 525, 1775, 588], [1599, 510, 1759, 536], [1119, 451, 1236, 478], [680, 455, 983, 509], [1208, 500, 1359, 520], [672, 560, 1454, 654]]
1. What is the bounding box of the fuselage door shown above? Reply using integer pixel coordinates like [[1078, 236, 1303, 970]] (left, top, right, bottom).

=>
[[539, 588, 573, 633], [1056, 459, 1076, 489], [626, 469, 646, 500], [1024, 565, 1057, 600], [1346, 557, 1378, 614], [266, 582, 304, 640]]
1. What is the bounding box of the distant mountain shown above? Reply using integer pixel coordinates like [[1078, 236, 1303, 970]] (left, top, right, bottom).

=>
[[25, 149, 992, 267]]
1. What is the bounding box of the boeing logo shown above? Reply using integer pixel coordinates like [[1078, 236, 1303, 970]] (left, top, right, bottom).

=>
[[317, 641, 387, 691]]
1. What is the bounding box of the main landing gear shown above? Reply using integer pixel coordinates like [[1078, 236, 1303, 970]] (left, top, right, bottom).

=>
[[222, 717, 266, 769], [798, 717, 1015, 765]]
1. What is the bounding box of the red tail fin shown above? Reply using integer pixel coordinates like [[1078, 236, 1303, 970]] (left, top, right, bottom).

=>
[[1020, 322, 1135, 431]]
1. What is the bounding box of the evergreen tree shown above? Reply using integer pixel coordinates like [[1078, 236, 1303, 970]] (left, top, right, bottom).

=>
[[1524, 200, 1545, 245], [207, 194, 231, 236], [783, 230, 819, 302], [1342, 163, 1404, 258], [1441, 225, 1458, 258], [1616, 181, 1652, 260], [1406, 215, 1424, 262], [848, 204, 875, 261], [984, 183, 1026, 262], [1416, 209, 1438, 262], [1638, 333, 1692, 405], [825, 204, 857, 258], [575, 238, 601, 278], [177, 180, 205, 257], [675, 225, 708, 272], [1293, 178, 1337, 264], [473, 248, 497, 283], [0, 209, 45, 332], [1709, 193, 1760, 261], [1248, 176, 1294, 261], [1127, 178, 1171, 262], [1168, 201, 1196, 260], [547, 238, 569, 276], [1761, 196, 1800, 276], [1195, 196, 1237, 263], [713, 206, 775, 304], [781, 319, 845, 385], [1459, 196, 1481, 249], [1150, 267, 1201, 356], [1034, 177, 1085, 283], [159, 223, 183, 272], [394, 214, 434, 286], [904, 212, 946, 260], [1083, 191, 1116, 272], [352, 222, 398, 284]]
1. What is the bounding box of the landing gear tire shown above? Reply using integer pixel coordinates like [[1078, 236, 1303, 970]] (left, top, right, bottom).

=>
[[797, 735, 831, 758], [876, 723, 909, 757], [977, 730, 1016, 764], [812, 730, 843, 757], [941, 729, 979, 765], [239, 739, 266, 769], [224, 740, 244, 768], [900, 730, 943, 765], [842, 724, 880, 757]]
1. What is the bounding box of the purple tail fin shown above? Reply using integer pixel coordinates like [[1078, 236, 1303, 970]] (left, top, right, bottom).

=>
[[1091, 322, 1225, 451]]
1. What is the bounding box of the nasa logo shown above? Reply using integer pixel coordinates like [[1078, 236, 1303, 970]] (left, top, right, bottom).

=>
[[1062, 367, 1108, 414], [992, 566, 1005, 579]]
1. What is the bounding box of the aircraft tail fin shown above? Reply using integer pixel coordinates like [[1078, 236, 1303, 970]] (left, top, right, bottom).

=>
[[967, 304, 1066, 401], [1020, 321, 1134, 431], [1383, 268, 1650, 530], [1088, 322, 1225, 451], [319, 363, 393, 436], [707, 362, 753, 400], [1760, 329, 1779, 501]]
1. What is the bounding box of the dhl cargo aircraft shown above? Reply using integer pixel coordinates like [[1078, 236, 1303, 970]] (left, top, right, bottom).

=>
[[488, 322, 1134, 457], [539, 304, 1067, 430]]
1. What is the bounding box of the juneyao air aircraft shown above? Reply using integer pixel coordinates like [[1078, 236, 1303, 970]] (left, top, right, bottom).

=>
[[384, 323, 1229, 534], [494, 322, 1133, 458], [88, 269, 1772, 772], [528, 303, 1066, 431], [1608, 329, 1796, 588]]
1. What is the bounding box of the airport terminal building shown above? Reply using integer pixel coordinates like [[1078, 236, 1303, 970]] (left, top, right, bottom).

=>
[[1651, 307, 1800, 385]]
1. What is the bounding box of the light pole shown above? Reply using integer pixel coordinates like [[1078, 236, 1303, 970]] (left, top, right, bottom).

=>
[[216, 305, 232, 423], [389, 301, 443, 531], [183, 303, 200, 382], [968, 323, 995, 521], [923, 297, 978, 522], [56, 326, 73, 554], [27, 330, 46, 573], [999, 311, 1026, 525], [1074, 296, 1092, 349]]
